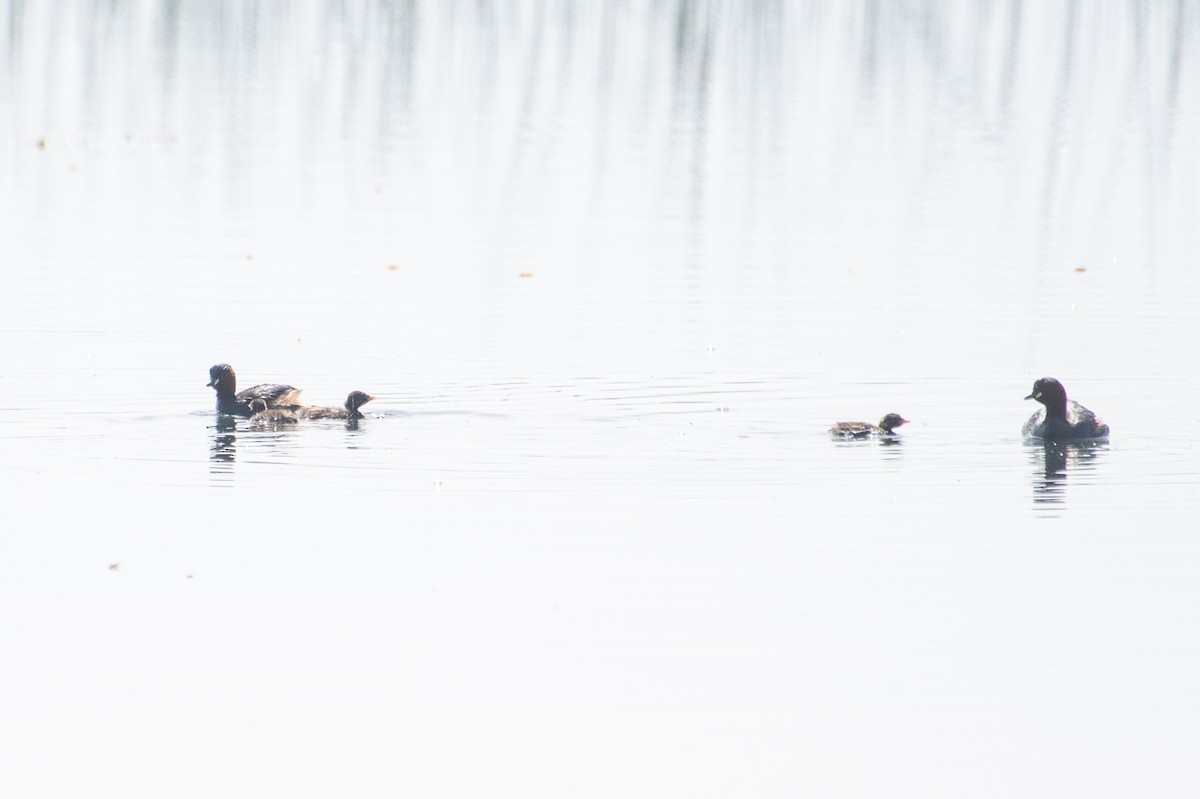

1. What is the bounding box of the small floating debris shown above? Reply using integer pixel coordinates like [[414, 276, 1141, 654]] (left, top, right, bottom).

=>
[[108, 562, 120, 571], [518, 272, 534, 278], [387, 264, 399, 271], [1074, 266, 1087, 272]]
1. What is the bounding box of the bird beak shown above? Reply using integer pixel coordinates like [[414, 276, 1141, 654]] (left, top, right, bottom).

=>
[[368, 396, 376, 402], [207, 378, 218, 387], [1024, 391, 1038, 400], [900, 418, 910, 425]]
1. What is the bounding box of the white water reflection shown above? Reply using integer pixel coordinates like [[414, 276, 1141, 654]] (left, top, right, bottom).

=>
[[2, 2, 1200, 798]]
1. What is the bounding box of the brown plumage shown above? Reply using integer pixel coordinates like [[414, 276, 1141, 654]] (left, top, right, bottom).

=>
[[296, 391, 376, 420], [207, 363, 302, 418], [247, 398, 298, 425], [829, 413, 909, 438]]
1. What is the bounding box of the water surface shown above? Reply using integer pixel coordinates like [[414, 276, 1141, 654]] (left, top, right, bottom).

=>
[[2, 2, 1199, 797]]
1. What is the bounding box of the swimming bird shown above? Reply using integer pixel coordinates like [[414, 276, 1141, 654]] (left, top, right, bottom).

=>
[[296, 391, 376, 420], [829, 413, 909, 439], [1022, 377, 1109, 441], [247, 398, 298, 425], [207, 363, 302, 418]]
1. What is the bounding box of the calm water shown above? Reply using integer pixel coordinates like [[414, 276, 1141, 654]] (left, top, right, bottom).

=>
[[3, 2, 1200, 796]]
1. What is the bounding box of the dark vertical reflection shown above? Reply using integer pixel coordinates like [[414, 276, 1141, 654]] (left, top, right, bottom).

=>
[[591, 2, 617, 181], [665, 1, 718, 239], [1127, 0, 1157, 282], [4, 0, 1198, 289], [688, 4, 714, 232], [1033, 0, 1078, 275], [508, 2, 547, 188], [859, 0, 881, 95], [997, 0, 1022, 123], [159, 1, 183, 118], [1156, 0, 1190, 273], [1028, 441, 1107, 512], [376, 0, 416, 169], [3, 1, 28, 122], [1164, 0, 1187, 134], [209, 416, 237, 483]]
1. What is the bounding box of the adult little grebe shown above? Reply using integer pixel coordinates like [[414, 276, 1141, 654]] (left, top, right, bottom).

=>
[[207, 363, 302, 418], [1022, 377, 1109, 441]]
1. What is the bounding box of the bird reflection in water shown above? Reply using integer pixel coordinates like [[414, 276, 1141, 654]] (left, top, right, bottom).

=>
[[209, 416, 238, 484], [1029, 440, 1107, 507], [210, 415, 238, 464]]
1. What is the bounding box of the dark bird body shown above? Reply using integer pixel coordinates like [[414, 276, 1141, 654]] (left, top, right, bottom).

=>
[[207, 363, 302, 418], [1022, 377, 1109, 441]]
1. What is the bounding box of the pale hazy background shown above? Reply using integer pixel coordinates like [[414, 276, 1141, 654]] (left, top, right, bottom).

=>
[[2, 2, 1199, 797]]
